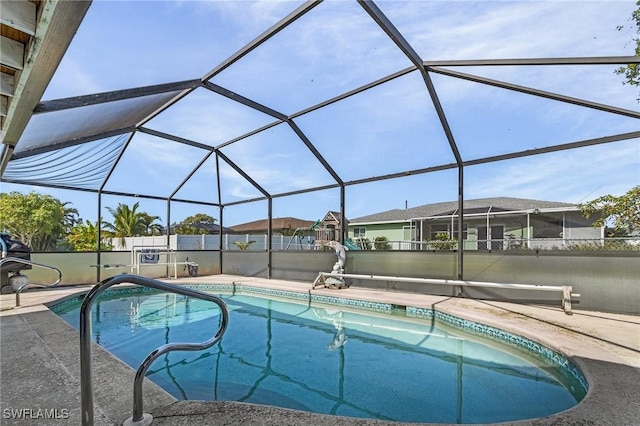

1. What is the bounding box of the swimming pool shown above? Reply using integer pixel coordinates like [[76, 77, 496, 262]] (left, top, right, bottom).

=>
[[50, 285, 587, 424]]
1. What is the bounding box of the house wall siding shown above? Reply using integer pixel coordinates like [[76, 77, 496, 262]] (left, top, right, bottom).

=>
[[349, 211, 603, 250], [348, 222, 407, 242]]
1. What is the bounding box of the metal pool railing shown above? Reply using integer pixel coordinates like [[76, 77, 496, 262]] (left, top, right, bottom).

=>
[[0, 257, 62, 307], [79, 274, 229, 426]]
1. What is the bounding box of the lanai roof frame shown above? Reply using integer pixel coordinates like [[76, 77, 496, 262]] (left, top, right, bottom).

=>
[[1, 0, 638, 280]]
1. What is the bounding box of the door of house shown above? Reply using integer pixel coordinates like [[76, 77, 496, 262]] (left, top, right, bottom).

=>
[[477, 225, 504, 250]]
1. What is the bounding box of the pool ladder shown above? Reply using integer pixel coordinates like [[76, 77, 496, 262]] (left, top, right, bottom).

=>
[[0, 257, 62, 308], [79, 274, 230, 426]]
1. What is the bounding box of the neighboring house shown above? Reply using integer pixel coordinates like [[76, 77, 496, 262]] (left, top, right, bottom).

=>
[[230, 217, 317, 236], [348, 197, 603, 250], [228, 217, 320, 250], [229, 212, 348, 247]]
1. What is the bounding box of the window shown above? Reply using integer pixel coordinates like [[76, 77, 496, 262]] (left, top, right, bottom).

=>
[[402, 226, 416, 240], [353, 227, 366, 238], [532, 216, 563, 238]]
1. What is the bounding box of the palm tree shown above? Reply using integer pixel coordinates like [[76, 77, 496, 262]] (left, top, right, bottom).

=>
[[104, 202, 147, 246], [233, 240, 256, 250], [139, 212, 163, 235], [67, 220, 113, 252]]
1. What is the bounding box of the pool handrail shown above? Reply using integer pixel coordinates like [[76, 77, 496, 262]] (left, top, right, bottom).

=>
[[0, 256, 62, 307], [79, 274, 229, 426], [313, 272, 580, 314]]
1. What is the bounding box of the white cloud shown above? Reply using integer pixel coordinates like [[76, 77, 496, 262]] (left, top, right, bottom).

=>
[[466, 140, 640, 203], [202, 0, 305, 29], [219, 138, 335, 195], [383, 1, 634, 59], [128, 134, 204, 170], [219, 164, 263, 200], [43, 58, 104, 99], [210, 0, 413, 112]]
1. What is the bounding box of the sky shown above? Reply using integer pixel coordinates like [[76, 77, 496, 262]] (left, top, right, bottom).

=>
[[2, 0, 639, 228]]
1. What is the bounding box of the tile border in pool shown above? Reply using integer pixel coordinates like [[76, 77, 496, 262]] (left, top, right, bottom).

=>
[[47, 281, 588, 394], [406, 306, 589, 392], [237, 284, 394, 312]]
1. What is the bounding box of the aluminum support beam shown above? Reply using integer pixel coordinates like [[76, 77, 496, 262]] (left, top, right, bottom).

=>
[[216, 150, 270, 198], [340, 186, 346, 243], [215, 120, 282, 150], [358, 1, 422, 69], [457, 167, 464, 280], [430, 67, 640, 119], [291, 66, 417, 119], [138, 127, 214, 151], [34, 80, 202, 113], [202, 81, 344, 191], [217, 155, 224, 267], [96, 194, 102, 283], [202, 82, 288, 121], [287, 120, 344, 185], [140, 126, 270, 199], [99, 132, 136, 193], [359, 0, 465, 279], [463, 131, 640, 166], [5, 130, 635, 201], [169, 151, 215, 199], [423, 56, 640, 67], [267, 197, 273, 278]]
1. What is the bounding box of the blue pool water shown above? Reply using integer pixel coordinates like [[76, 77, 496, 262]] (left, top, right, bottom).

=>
[[52, 289, 586, 424]]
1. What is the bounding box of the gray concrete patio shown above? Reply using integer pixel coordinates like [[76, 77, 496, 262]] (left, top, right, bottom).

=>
[[1, 275, 638, 425]]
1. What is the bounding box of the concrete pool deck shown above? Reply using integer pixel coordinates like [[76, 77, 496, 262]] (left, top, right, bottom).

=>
[[1, 274, 638, 425]]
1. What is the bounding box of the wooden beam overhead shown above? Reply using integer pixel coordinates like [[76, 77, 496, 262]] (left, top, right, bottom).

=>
[[0, 0, 92, 174]]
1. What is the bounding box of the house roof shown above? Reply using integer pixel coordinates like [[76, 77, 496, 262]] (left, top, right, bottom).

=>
[[191, 223, 235, 234], [230, 217, 316, 233], [350, 197, 576, 224]]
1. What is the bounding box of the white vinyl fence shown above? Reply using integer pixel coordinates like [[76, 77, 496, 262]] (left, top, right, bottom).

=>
[[111, 234, 318, 251], [111, 235, 639, 252]]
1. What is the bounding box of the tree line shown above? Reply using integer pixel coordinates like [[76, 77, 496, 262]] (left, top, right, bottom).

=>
[[2, 187, 639, 252], [0, 192, 218, 252]]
